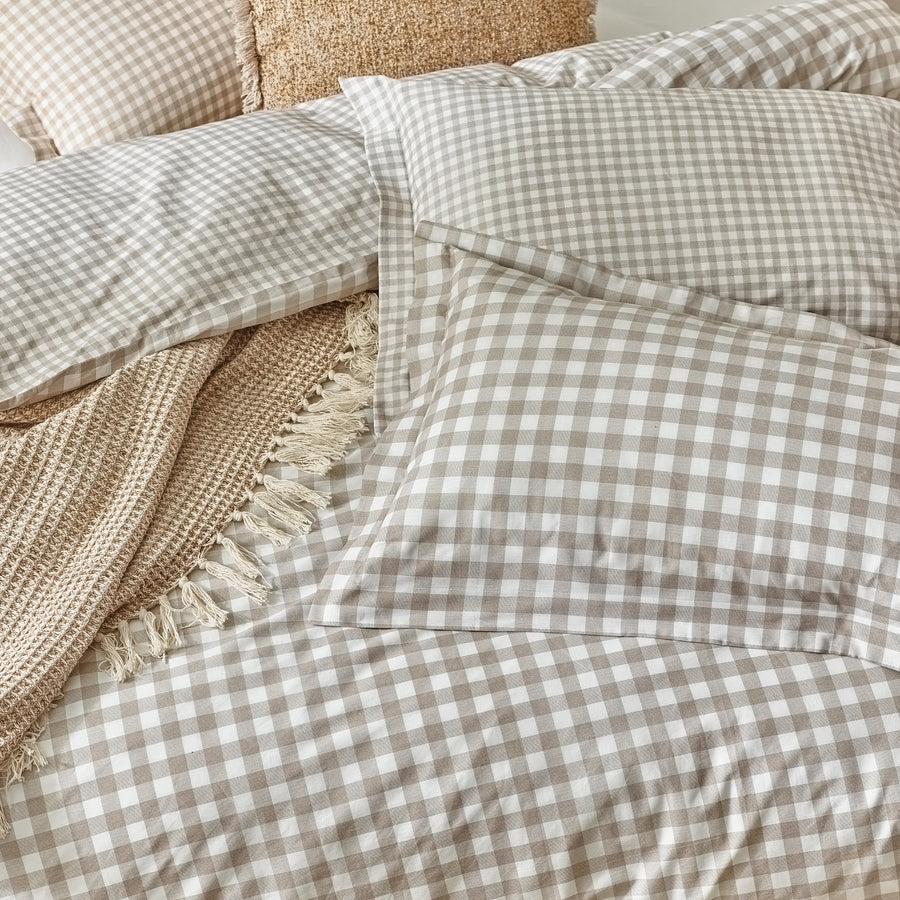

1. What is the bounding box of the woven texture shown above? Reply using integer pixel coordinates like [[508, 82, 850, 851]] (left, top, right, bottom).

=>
[[236, 0, 591, 109], [0, 302, 349, 777], [0, 0, 241, 156], [314, 242, 900, 676]]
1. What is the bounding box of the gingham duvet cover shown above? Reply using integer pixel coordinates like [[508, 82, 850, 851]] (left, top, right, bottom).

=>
[[3, 2, 900, 897]]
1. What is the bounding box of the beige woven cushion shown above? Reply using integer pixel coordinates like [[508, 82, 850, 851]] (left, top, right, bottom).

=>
[[0, 0, 241, 157], [235, 0, 592, 110]]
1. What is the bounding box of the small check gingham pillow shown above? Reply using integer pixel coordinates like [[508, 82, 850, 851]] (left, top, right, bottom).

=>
[[0, 97, 378, 410], [312, 243, 900, 675], [589, 0, 900, 95], [0, 0, 241, 156]]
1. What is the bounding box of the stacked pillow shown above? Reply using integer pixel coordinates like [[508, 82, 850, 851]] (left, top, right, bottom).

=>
[[0, 0, 242, 162], [0, 36, 648, 410], [308, 3, 900, 676]]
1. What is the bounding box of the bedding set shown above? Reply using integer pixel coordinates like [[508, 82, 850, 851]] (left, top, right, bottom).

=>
[[2, 0, 900, 897]]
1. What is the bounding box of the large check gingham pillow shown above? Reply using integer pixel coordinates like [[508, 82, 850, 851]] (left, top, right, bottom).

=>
[[344, 60, 900, 433], [312, 239, 900, 674]]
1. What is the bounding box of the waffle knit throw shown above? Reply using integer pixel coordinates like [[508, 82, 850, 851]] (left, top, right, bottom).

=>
[[0, 295, 377, 834]]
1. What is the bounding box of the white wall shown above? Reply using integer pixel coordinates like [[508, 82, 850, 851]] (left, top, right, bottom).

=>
[[597, 0, 900, 39], [0, 121, 35, 173]]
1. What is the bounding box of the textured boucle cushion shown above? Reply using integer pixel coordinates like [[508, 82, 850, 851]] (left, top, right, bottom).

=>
[[234, 0, 592, 110]]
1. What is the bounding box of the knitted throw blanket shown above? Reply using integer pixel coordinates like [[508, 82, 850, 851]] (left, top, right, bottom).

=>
[[0, 296, 377, 832]]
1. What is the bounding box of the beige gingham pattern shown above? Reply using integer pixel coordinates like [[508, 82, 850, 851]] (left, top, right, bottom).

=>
[[4, 430, 900, 897], [344, 0, 900, 435], [0, 0, 241, 156], [0, 102, 56, 163], [0, 37, 679, 412], [511, 30, 671, 85], [0, 96, 378, 410], [589, 0, 900, 95], [4, 17, 900, 897], [312, 243, 900, 675]]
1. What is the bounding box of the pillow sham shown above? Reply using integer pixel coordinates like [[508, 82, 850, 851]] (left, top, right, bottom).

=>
[[0, 97, 376, 411], [342, 77, 900, 432], [0, 0, 241, 157], [0, 38, 660, 410], [312, 238, 900, 675], [234, 0, 592, 110], [590, 0, 900, 96]]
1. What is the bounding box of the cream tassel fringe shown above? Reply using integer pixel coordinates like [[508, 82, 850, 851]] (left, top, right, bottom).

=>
[[233, 0, 263, 113], [94, 293, 377, 683], [0, 702, 57, 838], [218, 535, 267, 579]]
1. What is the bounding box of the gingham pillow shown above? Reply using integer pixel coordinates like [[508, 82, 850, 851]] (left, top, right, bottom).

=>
[[589, 0, 900, 95], [312, 237, 900, 674], [343, 75, 900, 433], [0, 38, 665, 410], [0, 0, 241, 157], [0, 97, 378, 410]]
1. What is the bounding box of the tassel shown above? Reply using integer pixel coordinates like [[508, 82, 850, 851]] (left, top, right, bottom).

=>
[[303, 385, 371, 415], [274, 427, 361, 475], [233, 509, 294, 546], [139, 607, 168, 658], [117, 621, 144, 677], [346, 291, 379, 345], [0, 702, 55, 836], [97, 633, 128, 681], [252, 491, 314, 533], [155, 595, 183, 651], [217, 535, 266, 580], [199, 559, 269, 605], [262, 474, 329, 509], [179, 580, 228, 629], [2, 727, 48, 787]]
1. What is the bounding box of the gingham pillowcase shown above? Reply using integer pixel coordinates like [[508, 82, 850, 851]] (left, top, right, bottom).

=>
[[510, 31, 670, 86], [0, 0, 241, 157], [342, 76, 900, 432], [0, 104, 53, 165], [312, 238, 900, 674], [589, 0, 900, 95], [0, 97, 378, 410]]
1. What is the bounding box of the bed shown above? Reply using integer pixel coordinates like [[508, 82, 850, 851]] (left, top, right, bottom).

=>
[[2, 1, 900, 897]]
